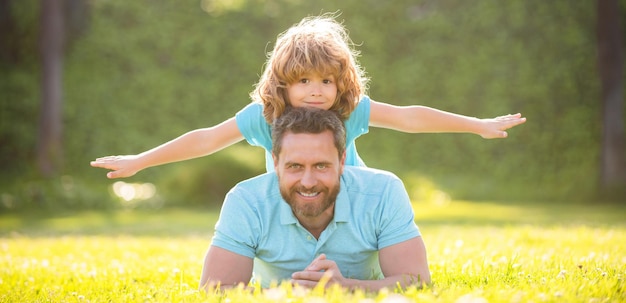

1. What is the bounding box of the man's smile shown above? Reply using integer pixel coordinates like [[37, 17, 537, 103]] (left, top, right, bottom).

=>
[[298, 191, 321, 198]]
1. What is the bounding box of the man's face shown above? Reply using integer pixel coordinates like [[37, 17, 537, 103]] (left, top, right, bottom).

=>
[[273, 130, 345, 219]]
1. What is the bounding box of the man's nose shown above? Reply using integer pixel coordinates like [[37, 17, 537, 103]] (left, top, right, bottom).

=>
[[300, 169, 318, 188]]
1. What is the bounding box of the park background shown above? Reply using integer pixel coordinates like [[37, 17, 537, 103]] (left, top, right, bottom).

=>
[[1, 0, 625, 212], [1, 2, 626, 302]]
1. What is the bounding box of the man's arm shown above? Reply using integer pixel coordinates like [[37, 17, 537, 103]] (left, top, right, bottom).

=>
[[378, 236, 430, 287], [199, 246, 254, 290], [291, 237, 430, 290]]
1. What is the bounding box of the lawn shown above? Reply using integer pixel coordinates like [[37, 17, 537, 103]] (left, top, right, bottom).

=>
[[1, 200, 624, 302]]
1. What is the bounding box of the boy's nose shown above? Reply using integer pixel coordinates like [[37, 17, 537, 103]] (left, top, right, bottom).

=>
[[310, 83, 322, 96]]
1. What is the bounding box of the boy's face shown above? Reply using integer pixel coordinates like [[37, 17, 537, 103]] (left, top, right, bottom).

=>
[[286, 72, 338, 110]]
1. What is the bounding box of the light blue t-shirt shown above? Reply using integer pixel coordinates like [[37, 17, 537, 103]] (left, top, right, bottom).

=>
[[210, 166, 421, 288], [235, 96, 371, 172]]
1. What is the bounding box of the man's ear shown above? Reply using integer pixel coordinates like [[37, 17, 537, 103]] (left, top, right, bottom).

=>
[[272, 153, 278, 170], [339, 152, 346, 169]]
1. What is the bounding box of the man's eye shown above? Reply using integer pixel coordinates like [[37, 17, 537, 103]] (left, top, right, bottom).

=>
[[315, 164, 328, 170]]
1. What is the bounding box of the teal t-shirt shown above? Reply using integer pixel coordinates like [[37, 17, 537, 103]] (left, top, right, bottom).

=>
[[235, 96, 371, 172], [210, 166, 421, 288]]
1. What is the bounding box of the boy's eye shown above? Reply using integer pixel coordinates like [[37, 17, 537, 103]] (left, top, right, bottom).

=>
[[299, 79, 309, 84], [323, 79, 333, 84]]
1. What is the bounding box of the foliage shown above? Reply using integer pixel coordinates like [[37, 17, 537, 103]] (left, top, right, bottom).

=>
[[0, 173, 115, 212], [156, 144, 265, 207], [1, 201, 625, 302], [1, 0, 625, 209]]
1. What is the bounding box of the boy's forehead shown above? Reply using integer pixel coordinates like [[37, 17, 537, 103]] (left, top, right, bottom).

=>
[[297, 71, 336, 78]]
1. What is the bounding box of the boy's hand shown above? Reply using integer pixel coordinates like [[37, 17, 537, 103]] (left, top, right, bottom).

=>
[[479, 113, 526, 139], [90, 155, 141, 179]]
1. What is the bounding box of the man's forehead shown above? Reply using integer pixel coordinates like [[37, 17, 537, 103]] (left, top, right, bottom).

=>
[[279, 131, 338, 158], [282, 130, 334, 144]]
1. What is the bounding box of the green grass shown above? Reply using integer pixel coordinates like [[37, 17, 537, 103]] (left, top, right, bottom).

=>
[[1, 201, 625, 302]]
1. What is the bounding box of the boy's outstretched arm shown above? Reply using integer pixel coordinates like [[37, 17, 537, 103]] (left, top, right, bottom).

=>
[[369, 100, 526, 139], [90, 117, 244, 178]]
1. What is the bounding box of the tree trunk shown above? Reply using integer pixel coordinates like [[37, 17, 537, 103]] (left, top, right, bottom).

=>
[[37, 0, 64, 176], [0, 0, 17, 65], [597, 0, 625, 193]]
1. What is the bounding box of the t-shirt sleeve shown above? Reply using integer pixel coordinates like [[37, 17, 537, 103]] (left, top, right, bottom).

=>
[[210, 187, 260, 259], [235, 103, 272, 152], [376, 177, 421, 249], [345, 95, 371, 143], [342, 96, 371, 167]]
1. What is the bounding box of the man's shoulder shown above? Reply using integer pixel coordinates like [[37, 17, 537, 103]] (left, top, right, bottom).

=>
[[230, 172, 278, 198], [343, 165, 399, 178], [341, 166, 402, 189]]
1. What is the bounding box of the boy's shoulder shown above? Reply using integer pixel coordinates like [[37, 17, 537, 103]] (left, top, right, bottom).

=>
[[237, 102, 264, 117]]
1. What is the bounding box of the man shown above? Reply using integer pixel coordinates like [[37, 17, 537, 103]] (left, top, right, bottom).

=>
[[200, 107, 430, 290]]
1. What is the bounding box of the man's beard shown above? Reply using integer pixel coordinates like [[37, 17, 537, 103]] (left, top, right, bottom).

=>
[[280, 181, 340, 218]]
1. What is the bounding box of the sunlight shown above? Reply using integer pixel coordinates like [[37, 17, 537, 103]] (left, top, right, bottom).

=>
[[200, 0, 246, 15], [403, 174, 451, 206], [111, 181, 156, 202]]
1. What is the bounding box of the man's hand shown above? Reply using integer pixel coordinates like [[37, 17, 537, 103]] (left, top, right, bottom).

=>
[[291, 254, 348, 288]]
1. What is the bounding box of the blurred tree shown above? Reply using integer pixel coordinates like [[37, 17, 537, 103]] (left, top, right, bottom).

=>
[[597, 0, 625, 192], [37, 0, 64, 176], [0, 0, 17, 65], [3, 0, 620, 207]]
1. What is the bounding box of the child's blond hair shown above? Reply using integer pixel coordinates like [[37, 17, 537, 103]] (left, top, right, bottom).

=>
[[250, 14, 369, 123]]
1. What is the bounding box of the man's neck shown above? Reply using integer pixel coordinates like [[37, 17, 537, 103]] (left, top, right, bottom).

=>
[[297, 207, 334, 240]]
